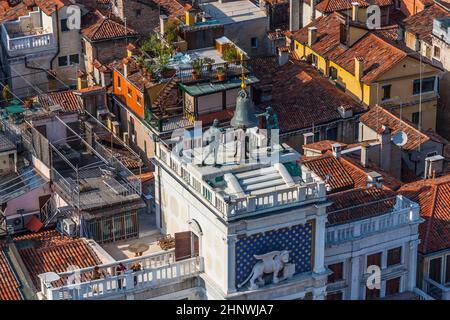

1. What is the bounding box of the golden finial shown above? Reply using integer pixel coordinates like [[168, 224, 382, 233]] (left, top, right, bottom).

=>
[[240, 54, 247, 90]]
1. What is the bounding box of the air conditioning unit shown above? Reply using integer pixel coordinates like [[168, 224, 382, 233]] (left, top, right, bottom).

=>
[[60, 218, 77, 236], [6, 210, 40, 233]]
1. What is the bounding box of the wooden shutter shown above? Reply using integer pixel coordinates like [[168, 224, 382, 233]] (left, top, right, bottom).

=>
[[175, 231, 193, 261]]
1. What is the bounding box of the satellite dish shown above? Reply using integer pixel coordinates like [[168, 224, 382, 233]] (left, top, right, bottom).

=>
[[392, 131, 408, 147]]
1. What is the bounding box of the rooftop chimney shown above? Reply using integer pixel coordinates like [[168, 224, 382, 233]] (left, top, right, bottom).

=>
[[424, 154, 445, 179], [360, 142, 370, 167], [331, 143, 342, 159], [289, 0, 300, 31], [160, 15, 168, 36], [311, 0, 316, 21], [308, 27, 318, 46], [185, 9, 196, 26], [278, 46, 289, 66], [355, 56, 364, 82], [367, 171, 383, 189], [127, 43, 136, 58], [351, 2, 360, 22], [380, 125, 391, 172], [303, 132, 315, 145], [77, 70, 87, 90], [123, 58, 129, 78]]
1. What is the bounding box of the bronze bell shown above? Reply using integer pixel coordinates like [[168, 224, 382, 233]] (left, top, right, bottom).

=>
[[230, 88, 258, 130]]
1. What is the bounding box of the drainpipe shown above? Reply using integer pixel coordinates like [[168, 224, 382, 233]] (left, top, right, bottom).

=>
[[49, 5, 61, 70]]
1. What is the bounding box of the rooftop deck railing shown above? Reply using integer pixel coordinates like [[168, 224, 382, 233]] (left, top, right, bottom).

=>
[[423, 278, 450, 300], [176, 62, 248, 84], [156, 142, 326, 221], [325, 196, 421, 246], [39, 249, 204, 300]]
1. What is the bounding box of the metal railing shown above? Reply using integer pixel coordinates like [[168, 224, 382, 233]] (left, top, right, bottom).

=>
[[423, 278, 450, 300], [156, 142, 326, 221], [326, 196, 421, 246], [176, 62, 247, 84], [40, 250, 204, 300]]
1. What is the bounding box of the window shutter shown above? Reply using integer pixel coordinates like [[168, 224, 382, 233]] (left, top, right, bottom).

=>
[[175, 231, 193, 261]]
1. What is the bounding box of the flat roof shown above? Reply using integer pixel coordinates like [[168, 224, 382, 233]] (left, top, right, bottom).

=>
[[179, 75, 259, 96], [200, 0, 266, 24]]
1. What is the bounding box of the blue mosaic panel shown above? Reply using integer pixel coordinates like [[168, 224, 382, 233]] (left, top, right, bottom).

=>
[[235, 222, 314, 286]]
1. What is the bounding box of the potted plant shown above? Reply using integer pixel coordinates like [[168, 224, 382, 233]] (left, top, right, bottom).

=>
[[217, 67, 226, 81], [162, 66, 176, 78], [204, 57, 215, 71], [191, 58, 203, 80]]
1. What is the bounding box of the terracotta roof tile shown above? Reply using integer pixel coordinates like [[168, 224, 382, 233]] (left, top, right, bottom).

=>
[[327, 187, 397, 225], [81, 10, 138, 42], [13, 230, 102, 288], [316, 0, 393, 13], [0, 0, 68, 23], [250, 56, 365, 133], [403, 4, 450, 44], [399, 174, 450, 254], [38, 90, 81, 112], [291, 12, 438, 83], [301, 150, 402, 193], [359, 105, 445, 150], [0, 245, 22, 300]]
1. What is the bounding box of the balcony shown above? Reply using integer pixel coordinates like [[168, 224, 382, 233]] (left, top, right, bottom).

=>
[[1, 10, 56, 56], [423, 278, 450, 300], [38, 250, 204, 300], [326, 195, 421, 246]]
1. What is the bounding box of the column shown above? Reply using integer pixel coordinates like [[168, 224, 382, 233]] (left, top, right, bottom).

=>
[[313, 214, 327, 274], [350, 256, 361, 300], [227, 235, 238, 294], [407, 239, 419, 291], [154, 166, 163, 232]]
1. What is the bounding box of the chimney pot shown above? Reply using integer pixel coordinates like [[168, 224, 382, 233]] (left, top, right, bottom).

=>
[[355, 56, 364, 81], [308, 27, 318, 46], [351, 2, 360, 22]]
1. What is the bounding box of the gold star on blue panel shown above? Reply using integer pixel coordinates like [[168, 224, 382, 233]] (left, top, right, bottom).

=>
[[235, 222, 313, 286]]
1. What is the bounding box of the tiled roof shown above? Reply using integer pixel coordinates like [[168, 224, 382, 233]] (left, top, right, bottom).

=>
[[13, 230, 102, 288], [359, 105, 445, 150], [38, 90, 81, 112], [399, 174, 450, 254], [110, 57, 155, 91], [316, 0, 393, 13], [303, 140, 348, 154], [0, 0, 69, 23], [291, 12, 438, 83], [0, 245, 22, 300], [301, 150, 402, 193], [153, 0, 188, 19], [250, 56, 365, 134], [81, 10, 138, 42], [327, 187, 397, 225], [403, 4, 450, 44]]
